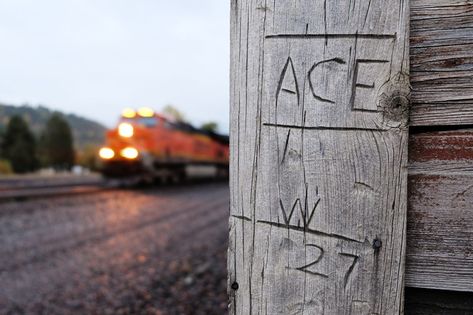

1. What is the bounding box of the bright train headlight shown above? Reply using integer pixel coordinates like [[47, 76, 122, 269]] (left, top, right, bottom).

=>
[[118, 122, 134, 138], [99, 147, 115, 160], [122, 108, 136, 118], [138, 107, 154, 117], [120, 147, 139, 160]]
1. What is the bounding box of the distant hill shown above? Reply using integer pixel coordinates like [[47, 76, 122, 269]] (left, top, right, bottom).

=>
[[0, 104, 106, 149]]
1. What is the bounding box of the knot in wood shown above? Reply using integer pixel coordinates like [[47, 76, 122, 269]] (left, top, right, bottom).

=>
[[377, 73, 411, 128]]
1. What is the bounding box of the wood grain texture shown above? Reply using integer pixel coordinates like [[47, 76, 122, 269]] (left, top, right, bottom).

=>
[[229, 1, 409, 314], [409, 129, 473, 175], [410, 0, 473, 126], [406, 130, 473, 292]]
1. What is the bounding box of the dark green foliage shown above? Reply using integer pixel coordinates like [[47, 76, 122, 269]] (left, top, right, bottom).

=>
[[200, 121, 219, 133], [39, 114, 75, 170], [0, 115, 38, 173], [0, 126, 4, 157], [77, 144, 100, 171], [0, 104, 106, 150]]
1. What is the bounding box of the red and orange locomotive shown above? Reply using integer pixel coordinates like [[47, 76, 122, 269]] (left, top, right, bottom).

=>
[[98, 108, 229, 179]]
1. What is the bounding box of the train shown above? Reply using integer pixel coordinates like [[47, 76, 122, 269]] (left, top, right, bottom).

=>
[[98, 108, 229, 180]]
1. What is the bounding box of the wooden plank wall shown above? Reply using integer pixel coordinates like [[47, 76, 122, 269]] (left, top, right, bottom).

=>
[[410, 0, 473, 126], [407, 130, 473, 291], [406, 0, 473, 312]]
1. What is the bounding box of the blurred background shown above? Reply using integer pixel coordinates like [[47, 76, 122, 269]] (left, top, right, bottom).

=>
[[0, 1, 230, 314]]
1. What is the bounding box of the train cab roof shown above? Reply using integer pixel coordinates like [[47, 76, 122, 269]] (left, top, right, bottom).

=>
[[119, 108, 229, 145]]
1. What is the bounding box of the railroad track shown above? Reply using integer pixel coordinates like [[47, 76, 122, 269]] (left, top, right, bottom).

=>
[[0, 180, 122, 202], [0, 177, 227, 202]]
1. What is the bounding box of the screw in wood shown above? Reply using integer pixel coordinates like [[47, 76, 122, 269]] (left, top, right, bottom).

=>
[[373, 238, 383, 249], [231, 282, 239, 290]]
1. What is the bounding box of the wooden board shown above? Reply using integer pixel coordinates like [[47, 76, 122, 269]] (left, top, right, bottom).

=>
[[410, 0, 473, 126], [406, 130, 473, 292], [229, 1, 409, 314]]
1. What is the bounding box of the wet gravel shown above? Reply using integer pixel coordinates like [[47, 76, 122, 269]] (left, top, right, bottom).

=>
[[0, 183, 229, 315]]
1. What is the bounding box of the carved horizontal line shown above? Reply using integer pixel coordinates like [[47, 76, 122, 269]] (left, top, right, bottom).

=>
[[257, 220, 362, 243], [282, 88, 297, 95], [263, 123, 387, 132], [356, 83, 375, 89], [231, 215, 252, 222], [266, 33, 396, 40]]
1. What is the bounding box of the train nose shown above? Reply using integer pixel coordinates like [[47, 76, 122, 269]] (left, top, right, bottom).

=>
[[99, 147, 139, 160]]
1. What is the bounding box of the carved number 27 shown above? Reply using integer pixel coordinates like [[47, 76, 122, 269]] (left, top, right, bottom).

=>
[[296, 244, 359, 288]]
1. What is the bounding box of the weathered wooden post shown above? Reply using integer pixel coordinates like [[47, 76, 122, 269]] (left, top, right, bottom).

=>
[[229, 1, 410, 314]]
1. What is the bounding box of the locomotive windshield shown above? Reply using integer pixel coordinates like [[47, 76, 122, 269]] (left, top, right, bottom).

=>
[[120, 117, 157, 128]]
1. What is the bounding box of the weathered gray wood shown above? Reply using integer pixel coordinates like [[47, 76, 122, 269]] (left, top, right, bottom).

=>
[[410, 0, 473, 126], [406, 130, 473, 292], [407, 173, 473, 292], [229, 1, 410, 314], [409, 129, 473, 175]]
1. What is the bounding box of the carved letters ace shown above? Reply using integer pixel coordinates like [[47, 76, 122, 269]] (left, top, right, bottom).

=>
[[264, 35, 396, 130]]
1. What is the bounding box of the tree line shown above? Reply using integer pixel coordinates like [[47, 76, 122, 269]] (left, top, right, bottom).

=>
[[162, 105, 220, 133], [0, 114, 75, 174]]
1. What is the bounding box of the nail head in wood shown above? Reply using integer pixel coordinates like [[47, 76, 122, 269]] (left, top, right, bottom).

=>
[[373, 239, 383, 250]]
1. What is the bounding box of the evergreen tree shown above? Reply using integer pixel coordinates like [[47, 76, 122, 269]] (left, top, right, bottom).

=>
[[162, 105, 187, 122], [1, 115, 38, 173], [0, 126, 4, 157], [200, 121, 219, 133], [40, 114, 75, 170]]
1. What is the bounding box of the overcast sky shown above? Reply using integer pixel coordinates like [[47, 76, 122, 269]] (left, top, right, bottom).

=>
[[0, 0, 230, 132]]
